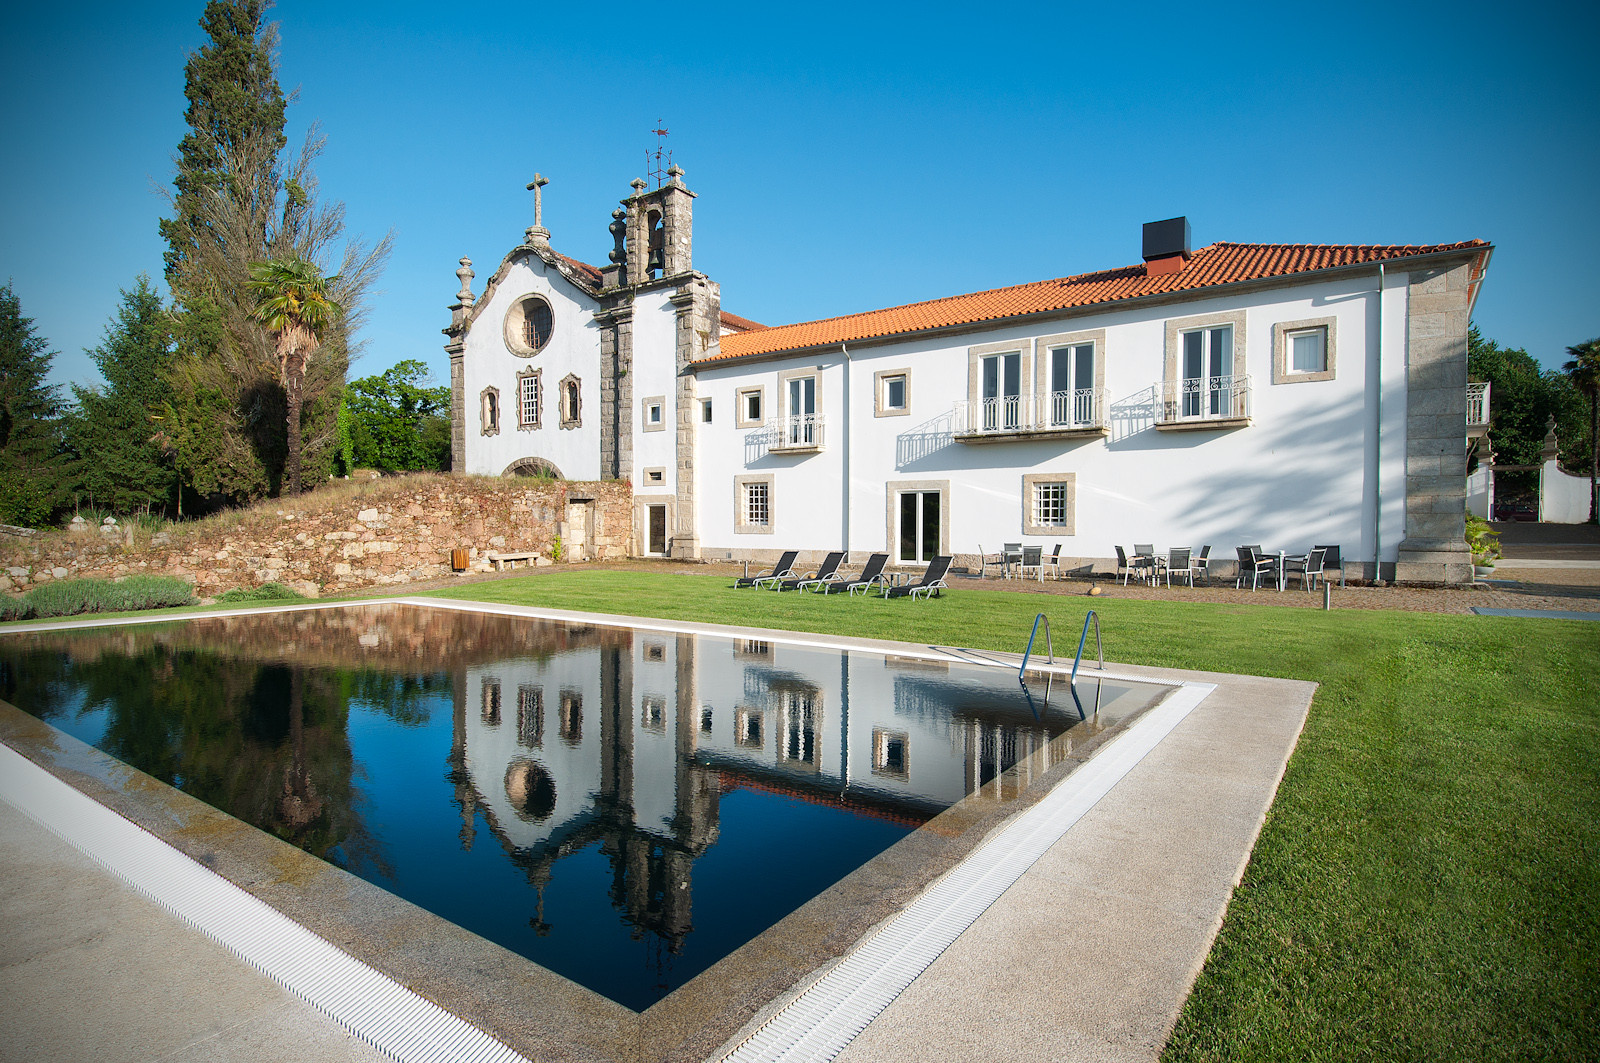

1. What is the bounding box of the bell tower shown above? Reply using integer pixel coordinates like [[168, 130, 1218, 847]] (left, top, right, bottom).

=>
[[621, 166, 695, 284]]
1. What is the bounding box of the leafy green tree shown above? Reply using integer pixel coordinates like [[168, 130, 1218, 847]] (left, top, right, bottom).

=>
[[0, 285, 71, 526], [1562, 338, 1599, 522], [1468, 326, 1588, 470], [344, 360, 452, 472], [247, 257, 342, 495], [159, 0, 389, 507], [69, 277, 177, 513]]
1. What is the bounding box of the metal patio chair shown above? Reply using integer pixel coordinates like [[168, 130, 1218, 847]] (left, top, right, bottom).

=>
[[1313, 544, 1345, 586], [1165, 547, 1194, 587]]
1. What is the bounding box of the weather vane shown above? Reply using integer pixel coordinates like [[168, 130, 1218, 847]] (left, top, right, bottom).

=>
[[645, 121, 673, 188]]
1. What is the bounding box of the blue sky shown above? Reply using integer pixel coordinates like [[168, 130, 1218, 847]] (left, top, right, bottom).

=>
[[4, 1, 1596, 394]]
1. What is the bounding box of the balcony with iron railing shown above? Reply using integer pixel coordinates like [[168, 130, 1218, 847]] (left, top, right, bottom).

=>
[[768, 414, 826, 453], [1154, 375, 1252, 431], [1467, 381, 1491, 437], [952, 389, 1107, 442]]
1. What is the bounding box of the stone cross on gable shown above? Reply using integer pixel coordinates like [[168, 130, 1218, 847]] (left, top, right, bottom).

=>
[[524, 173, 551, 246], [526, 173, 549, 227]]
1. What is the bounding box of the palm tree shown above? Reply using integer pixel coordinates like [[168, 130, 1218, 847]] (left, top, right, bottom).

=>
[[1563, 337, 1600, 523], [248, 257, 342, 495]]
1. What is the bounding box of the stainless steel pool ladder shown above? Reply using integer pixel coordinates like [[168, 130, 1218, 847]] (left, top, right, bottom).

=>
[[1069, 610, 1103, 686], [1018, 613, 1054, 680]]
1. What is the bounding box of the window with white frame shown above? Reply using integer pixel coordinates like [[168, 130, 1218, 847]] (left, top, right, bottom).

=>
[[736, 387, 764, 428], [779, 371, 819, 447], [517, 370, 540, 429], [1272, 317, 1337, 383], [735, 474, 774, 533], [981, 351, 1022, 429], [1180, 325, 1235, 418], [701, 398, 713, 423], [1021, 472, 1075, 536], [643, 395, 665, 432], [1046, 343, 1095, 426], [875, 369, 910, 417], [746, 482, 769, 525]]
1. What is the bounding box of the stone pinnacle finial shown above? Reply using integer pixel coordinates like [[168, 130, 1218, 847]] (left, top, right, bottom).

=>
[[455, 257, 475, 306], [666, 164, 684, 184], [630, 177, 647, 197], [524, 173, 551, 246]]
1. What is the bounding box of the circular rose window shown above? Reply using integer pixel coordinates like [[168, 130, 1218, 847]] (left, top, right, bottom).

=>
[[504, 295, 554, 356]]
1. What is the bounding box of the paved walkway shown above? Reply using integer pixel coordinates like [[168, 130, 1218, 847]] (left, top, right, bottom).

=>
[[0, 800, 387, 1063]]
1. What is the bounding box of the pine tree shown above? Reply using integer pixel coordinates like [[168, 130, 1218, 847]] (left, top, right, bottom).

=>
[[0, 285, 71, 526], [158, 0, 388, 507], [69, 277, 178, 513]]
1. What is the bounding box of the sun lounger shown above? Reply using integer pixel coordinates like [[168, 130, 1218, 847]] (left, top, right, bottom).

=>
[[776, 551, 845, 591], [886, 555, 954, 600], [735, 550, 798, 588], [826, 553, 889, 595]]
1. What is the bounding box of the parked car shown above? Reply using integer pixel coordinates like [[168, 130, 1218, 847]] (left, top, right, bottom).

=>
[[1497, 502, 1537, 522]]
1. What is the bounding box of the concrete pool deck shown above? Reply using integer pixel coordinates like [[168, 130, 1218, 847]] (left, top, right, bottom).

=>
[[1, 603, 1314, 1063]]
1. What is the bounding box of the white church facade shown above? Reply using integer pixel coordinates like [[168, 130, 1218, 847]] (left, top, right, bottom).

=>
[[447, 169, 1492, 584]]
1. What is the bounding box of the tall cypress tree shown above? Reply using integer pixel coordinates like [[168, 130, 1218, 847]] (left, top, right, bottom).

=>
[[159, 1, 388, 507], [70, 277, 178, 513], [0, 285, 71, 526], [159, 0, 286, 299]]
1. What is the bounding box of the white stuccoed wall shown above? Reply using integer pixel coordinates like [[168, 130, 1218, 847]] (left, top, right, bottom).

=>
[[630, 288, 681, 493], [460, 256, 602, 480], [694, 269, 1415, 572]]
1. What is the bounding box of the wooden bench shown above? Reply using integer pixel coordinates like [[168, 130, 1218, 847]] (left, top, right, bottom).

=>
[[486, 550, 540, 571]]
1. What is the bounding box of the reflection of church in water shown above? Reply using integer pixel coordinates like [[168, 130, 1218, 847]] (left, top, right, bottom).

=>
[[446, 624, 1122, 953]]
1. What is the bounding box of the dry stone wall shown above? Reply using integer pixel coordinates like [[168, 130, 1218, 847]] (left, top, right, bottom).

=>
[[0, 477, 632, 600]]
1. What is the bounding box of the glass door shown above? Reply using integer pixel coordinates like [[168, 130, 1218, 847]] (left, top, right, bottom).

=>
[[898, 491, 940, 563], [787, 376, 815, 445], [1050, 344, 1094, 426], [981, 353, 1020, 430], [1182, 326, 1232, 418]]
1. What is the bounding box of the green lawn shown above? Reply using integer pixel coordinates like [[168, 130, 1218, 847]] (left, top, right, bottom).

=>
[[428, 570, 1600, 1061]]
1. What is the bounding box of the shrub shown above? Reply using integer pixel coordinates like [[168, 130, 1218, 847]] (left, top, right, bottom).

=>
[[19, 575, 197, 619], [217, 581, 307, 603], [1466, 510, 1502, 564], [0, 595, 32, 621]]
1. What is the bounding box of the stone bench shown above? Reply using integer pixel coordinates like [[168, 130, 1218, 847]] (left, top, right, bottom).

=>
[[486, 550, 541, 571]]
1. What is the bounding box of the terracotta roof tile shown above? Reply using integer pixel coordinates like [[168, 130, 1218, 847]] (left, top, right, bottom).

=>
[[701, 240, 1490, 364], [552, 250, 602, 286], [718, 310, 766, 333]]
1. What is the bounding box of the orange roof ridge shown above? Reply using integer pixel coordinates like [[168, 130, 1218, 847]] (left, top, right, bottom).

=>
[[700, 239, 1490, 364]]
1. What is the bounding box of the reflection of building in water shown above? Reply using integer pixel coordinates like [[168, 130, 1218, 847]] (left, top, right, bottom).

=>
[[446, 623, 1151, 954]]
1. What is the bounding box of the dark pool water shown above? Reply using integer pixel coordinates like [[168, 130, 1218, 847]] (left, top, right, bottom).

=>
[[0, 604, 1164, 1010]]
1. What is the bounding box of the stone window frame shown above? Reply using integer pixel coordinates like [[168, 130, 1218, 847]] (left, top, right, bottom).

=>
[[642, 394, 667, 433], [736, 386, 765, 429], [874, 368, 911, 418], [734, 473, 775, 534], [1022, 472, 1076, 536], [871, 727, 910, 779], [479, 385, 500, 436], [503, 293, 556, 357], [1272, 316, 1338, 384], [1033, 328, 1106, 415], [559, 373, 582, 430], [966, 340, 1033, 411], [884, 478, 950, 566], [641, 466, 667, 488], [516, 368, 541, 430], [1163, 309, 1248, 388]]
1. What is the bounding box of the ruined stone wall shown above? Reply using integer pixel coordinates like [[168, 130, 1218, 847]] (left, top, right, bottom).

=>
[[0, 476, 632, 600]]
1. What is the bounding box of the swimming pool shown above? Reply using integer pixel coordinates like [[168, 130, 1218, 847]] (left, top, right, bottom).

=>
[[0, 601, 1177, 1053]]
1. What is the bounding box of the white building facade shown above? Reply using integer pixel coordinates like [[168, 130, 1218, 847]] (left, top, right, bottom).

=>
[[450, 174, 1491, 584]]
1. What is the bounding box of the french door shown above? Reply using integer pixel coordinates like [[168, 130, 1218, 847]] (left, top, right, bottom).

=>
[[1181, 325, 1233, 418], [981, 352, 1021, 430], [897, 490, 940, 564]]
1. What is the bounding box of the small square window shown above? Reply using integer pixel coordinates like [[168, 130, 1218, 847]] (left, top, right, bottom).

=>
[[1034, 482, 1070, 527], [736, 387, 765, 428], [886, 376, 906, 409], [701, 398, 713, 423], [645, 468, 664, 485], [1289, 328, 1326, 373], [642, 395, 666, 433]]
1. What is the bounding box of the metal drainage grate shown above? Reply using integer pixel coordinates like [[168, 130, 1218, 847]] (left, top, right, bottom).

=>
[[718, 681, 1216, 1063], [0, 743, 529, 1063]]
